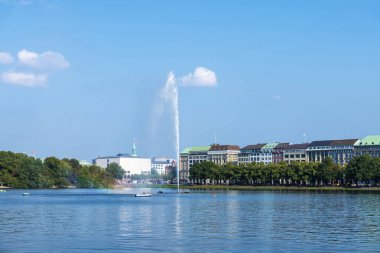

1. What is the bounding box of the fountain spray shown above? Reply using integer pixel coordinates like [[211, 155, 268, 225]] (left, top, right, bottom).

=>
[[160, 72, 180, 192]]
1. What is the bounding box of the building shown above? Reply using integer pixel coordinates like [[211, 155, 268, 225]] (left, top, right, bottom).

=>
[[306, 140, 332, 163], [354, 135, 380, 158], [259, 143, 279, 164], [179, 146, 211, 180], [151, 157, 174, 175], [94, 140, 151, 176], [329, 139, 358, 165], [79, 160, 91, 166], [306, 139, 358, 165], [283, 143, 309, 163], [95, 154, 151, 176], [272, 143, 289, 163], [238, 144, 266, 164], [208, 144, 240, 165]]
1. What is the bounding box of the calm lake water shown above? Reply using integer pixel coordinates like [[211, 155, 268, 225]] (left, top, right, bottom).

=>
[[1, 188, 380, 253]]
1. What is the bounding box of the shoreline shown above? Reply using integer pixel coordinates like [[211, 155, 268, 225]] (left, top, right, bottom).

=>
[[2, 184, 380, 193], [183, 185, 380, 193]]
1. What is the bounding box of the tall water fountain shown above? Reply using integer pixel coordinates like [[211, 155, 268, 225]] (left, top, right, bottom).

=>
[[160, 72, 180, 192]]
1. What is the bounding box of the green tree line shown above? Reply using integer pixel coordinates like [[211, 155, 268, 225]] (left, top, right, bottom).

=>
[[0, 151, 120, 188], [189, 155, 380, 187]]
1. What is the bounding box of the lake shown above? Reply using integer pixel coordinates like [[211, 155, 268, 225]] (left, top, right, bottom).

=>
[[1, 188, 380, 253]]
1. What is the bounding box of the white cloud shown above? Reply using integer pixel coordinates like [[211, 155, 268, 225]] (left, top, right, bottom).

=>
[[180, 67, 217, 87], [0, 52, 14, 64], [1, 71, 47, 87], [18, 49, 70, 70]]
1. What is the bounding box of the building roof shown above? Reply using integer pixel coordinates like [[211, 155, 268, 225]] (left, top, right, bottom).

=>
[[273, 143, 290, 149], [209, 145, 240, 151], [180, 146, 211, 154], [330, 139, 358, 147], [262, 143, 279, 149], [180, 147, 191, 155], [355, 135, 380, 146], [308, 140, 334, 147], [308, 139, 358, 148], [96, 154, 150, 159], [284, 143, 309, 150], [241, 144, 266, 150]]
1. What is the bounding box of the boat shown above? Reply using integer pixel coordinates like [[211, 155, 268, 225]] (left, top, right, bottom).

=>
[[135, 193, 152, 197], [22, 192, 30, 196], [0, 189, 6, 192]]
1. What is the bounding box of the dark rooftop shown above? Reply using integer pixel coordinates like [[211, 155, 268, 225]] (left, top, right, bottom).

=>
[[308, 139, 358, 148], [308, 140, 334, 147], [330, 139, 358, 146], [209, 145, 240, 151], [241, 144, 266, 150], [284, 143, 310, 150], [273, 143, 290, 149]]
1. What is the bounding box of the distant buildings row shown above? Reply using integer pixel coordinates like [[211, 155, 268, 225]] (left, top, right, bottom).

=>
[[94, 154, 175, 177], [179, 135, 380, 180]]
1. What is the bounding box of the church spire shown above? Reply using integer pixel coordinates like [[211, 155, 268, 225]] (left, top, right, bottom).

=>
[[131, 138, 137, 157]]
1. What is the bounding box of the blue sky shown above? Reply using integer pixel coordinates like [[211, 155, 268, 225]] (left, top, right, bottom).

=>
[[1, 0, 380, 161]]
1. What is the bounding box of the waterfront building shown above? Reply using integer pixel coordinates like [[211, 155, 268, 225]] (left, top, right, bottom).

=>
[[306, 139, 358, 165], [179, 146, 211, 180], [238, 144, 266, 164], [208, 144, 240, 165], [283, 143, 309, 163], [95, 154, 151, 176], [151, 157, 174, 175], [306, 140, 334, 163], [94, 141, 151, 176], [329, 139, 358, 165], [272, 143, 290, 163], [354, 135, 380, 158], [259, 143, 279, 164]]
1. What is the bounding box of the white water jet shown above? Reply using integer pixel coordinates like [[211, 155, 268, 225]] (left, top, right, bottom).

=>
[[159, 72, 180, 192]]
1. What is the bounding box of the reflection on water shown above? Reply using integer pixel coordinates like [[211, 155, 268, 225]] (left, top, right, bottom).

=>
[[1, 189, 380, 253], [174, 194, 182, 237]]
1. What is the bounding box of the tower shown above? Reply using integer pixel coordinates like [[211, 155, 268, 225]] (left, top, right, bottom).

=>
[[131, 138, 137, 157]]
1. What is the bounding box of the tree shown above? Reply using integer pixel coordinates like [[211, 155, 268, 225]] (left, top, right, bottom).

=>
[[43, 157, 70, 187], [105, 163, 125, 180], [346, 155, 374, 186]]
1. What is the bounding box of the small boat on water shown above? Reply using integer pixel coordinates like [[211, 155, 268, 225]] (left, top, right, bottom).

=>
[[135, 193, 152, 197], [0, 189, 6, 192], [22, 192, 30, 196]]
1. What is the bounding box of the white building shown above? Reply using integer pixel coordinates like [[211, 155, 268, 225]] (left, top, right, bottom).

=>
[[151, 157, 174, 175], [95, 154, 151, 177]]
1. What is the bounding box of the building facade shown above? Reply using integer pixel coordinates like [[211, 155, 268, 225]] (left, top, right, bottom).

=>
[[329, 139, 357, 165], [283, 143, 309, 163], [238, 144, 266, 164], [151, 157, 175, 175], [272, 143, 289, 163], [259, 143, 279, 164], [95, 154, 151, 176], [306, 139, 358, 165], [207, 145, 240, 165], [306, 140, 334, 163], [179, 146, 211, 180], [354, 135, 380, 158]]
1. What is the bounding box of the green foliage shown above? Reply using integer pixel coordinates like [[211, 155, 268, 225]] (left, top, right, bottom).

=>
[[0, 151, 114, 188], [106, 162, 125, 179], [346, 155, 379, 186], [189, 156, 380, 187]]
